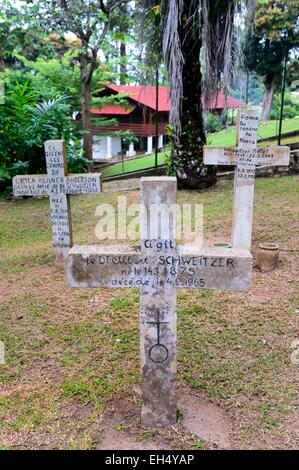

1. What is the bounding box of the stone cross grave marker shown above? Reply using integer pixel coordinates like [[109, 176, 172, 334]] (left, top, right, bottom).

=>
[[13, 140, 101, 263], [67, 176, 252, 427], [204, 109, 290, 249]]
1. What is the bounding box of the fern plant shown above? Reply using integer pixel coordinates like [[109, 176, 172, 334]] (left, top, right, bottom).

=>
[[26, 95, 70, 140], [0, 81, 78, 192]]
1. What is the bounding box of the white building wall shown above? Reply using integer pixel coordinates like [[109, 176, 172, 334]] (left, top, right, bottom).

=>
[[112, 136, 122, 156], [146, 136, 153, 155], [92, 136, 122, 161]]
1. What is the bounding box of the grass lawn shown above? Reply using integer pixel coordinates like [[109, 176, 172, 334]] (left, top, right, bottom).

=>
[[101, 117, 299, 178], [0, 175, 298, 449], [206, 116, 299, 147], [102, 150, 168, 178]]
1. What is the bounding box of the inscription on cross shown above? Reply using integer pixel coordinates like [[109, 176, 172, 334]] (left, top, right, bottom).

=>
[[67, 177, 252, 427], [13, 141, 101, 262], [204, 110, 290, 249]]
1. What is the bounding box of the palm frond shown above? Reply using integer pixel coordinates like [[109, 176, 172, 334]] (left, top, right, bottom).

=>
[[24, 95, 70, 138], [201, 0, 239, 108], [30, 95, 69, 119], [0, 169, 10, 181], [161, 0, 184, 137]]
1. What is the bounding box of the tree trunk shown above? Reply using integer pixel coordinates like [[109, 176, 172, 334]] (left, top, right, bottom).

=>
[[120, 41, 127, 83], [82, 80, 93, 168], [80, 56, 93, 169], [245, 71, 250, 104], [262, 81, 275, 120], [170, 3, 217, 189], [119, 3, 128, 84]]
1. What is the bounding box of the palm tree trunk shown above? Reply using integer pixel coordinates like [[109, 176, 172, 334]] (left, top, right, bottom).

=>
[[170, 2, 217, 189]]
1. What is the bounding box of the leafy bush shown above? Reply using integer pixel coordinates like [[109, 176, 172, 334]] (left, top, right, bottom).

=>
[[121, 131, 139, 149], [269, 93, 299, 120], [67, 141, 90, 173], [0, 167, 10, 184], [0, 80, 81, 193], [0, 161, 30, 194], [205, 113, 223, 133]]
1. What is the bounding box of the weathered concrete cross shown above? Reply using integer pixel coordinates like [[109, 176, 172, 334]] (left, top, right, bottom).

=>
[[204, 110, 290, 249], [13, 140, 101, 263], [67, 177, 252, 427]]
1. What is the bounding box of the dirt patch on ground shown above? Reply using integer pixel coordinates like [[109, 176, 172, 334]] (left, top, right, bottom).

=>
[[95, 390, 234, 450], [286, 419, 299, 440], [178, 393, 233, 449], [97, 414, 168, 450], [103, 178, 140, 193]]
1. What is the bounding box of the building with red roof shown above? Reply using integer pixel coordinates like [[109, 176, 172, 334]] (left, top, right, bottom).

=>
[[91, 84, 245, 161]]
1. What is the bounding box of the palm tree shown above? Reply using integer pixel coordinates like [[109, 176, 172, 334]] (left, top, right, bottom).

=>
[[139, 0, 251, 189]]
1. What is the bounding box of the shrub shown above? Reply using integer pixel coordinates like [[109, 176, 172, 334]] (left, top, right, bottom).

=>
[[205, 113, 223, 133], [67, 141, 89, 173], [0, 80, 81, 192], [121, 131, 139, 149], [269, 93, 299, 120]]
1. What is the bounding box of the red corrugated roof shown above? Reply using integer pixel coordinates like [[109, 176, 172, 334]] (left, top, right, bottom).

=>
[[90, 103, 136, 115], [107, 84, 171, 111], [91, 85, 245, 115], [208, 93, 245, 109]]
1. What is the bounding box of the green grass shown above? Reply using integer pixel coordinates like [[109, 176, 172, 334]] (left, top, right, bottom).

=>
[[101, 117, 299, 178], [101, 149, 168, 178], [0, 176, 298, 449], [206, 116, 299, 147]]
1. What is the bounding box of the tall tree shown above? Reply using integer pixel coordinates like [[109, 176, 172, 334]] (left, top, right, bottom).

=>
[[139, 1, 243, 189], [0, 0, 66, 70], [244, 0, 299, 120], [34, 0, 130, 165], [117, 3, 131, 83]]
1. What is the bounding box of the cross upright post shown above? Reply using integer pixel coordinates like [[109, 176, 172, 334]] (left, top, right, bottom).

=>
[[204, 110, 290, 249], [232, 110, 259, 249], [13, 140, 102, 263], [139, 177, 177, 426]]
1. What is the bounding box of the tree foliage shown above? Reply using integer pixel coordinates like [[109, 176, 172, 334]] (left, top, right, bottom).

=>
[[0, 80, 81, 192], [18, 0, 131, 164], [244, 0, 299, 118], [1, 0, 297, 192], [0, 0, 74, 69], [269, 92, 299, 119]]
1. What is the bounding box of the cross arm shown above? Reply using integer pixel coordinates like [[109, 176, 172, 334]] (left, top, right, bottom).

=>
[[177, 246, 252, 291], [67, 245, 142, 288], [254, 146, 290, 166], [204, 147, 238, 166], [204, 146, 290, 167], [65, 173, 102, 194], [13, 173, 102, 198], [13, 175, 50, 197], [67, 245, 252, 291]]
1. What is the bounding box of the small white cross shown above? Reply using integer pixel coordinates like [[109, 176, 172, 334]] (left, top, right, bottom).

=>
[[204, 110, 290, 249], [13, 141, 102, 262]]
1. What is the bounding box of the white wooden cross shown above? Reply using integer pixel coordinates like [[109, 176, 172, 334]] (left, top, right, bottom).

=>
[[67, 177, 252, 428], [204, 110, 290, 249], [13, 140, 102, 263]]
